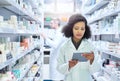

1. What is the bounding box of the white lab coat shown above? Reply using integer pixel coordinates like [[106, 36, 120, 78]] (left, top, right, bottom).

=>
[[57, 38, 100, 81], [45, 28, 65, 80]]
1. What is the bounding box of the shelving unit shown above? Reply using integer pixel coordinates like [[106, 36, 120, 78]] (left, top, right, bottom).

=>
[[0, 0, 41, 23], [82, 0, 120, 81], [0, 0, 44, 81], [102, 51, 120, 59], [0, 47, 34, 70], [101, 67, 120, 81], [88, 8, 120, 24], [84, 0, 109, 15], [26, 59, 43, 81], [17, 52, 41, 81]]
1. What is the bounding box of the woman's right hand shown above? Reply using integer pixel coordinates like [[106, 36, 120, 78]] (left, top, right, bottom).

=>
[[69, 59, 78, 70]]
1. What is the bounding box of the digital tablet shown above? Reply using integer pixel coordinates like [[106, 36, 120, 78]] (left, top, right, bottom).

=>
[[72, 52, 90, 62]]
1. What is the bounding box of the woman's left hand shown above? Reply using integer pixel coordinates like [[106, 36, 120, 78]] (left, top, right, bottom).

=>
[[82, 52, 94, 64]]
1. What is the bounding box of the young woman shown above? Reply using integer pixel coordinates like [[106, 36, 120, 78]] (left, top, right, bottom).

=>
[[57, 14, 100, 81]]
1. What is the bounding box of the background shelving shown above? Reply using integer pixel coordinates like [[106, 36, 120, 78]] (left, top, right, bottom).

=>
[[101, 67, 120, 81], [0, 47, 34, 70], [82, 0, 120, 81], [0, 0, 41, 23], [17, 50, 41, 81], [88, 8, 120, 24], [84, 0, 109, 15], [0, 0, 44, 81]]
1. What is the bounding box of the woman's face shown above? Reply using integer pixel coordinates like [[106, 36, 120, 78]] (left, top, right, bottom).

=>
[[50, 20, 55, 29], [73, 21, 85, 42], [50, 20, 59, 29]]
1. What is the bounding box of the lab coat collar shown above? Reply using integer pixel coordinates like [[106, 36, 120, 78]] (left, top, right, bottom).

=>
[[67, 37, 87, 50]]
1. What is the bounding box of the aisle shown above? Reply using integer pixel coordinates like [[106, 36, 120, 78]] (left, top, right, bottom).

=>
[[43, 47, 51, 80], [43, 64, 50, 80]]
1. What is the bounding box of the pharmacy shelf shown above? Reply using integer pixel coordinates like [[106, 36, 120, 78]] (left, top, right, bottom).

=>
[[100, 34, 120, 43], [102, 51, 120, 59], [92, 70, 114, 81], [35, 69, 43, 81], [85, 0, 120, 81], [25, 0, 39, 8], [0, 27, 17, 34], [102, 67, 120, 81], [92, 72, 99, 81], [28, 66, 40, 81], [98, 77, 111, 81], [0, 47, 35, 70], [27, 58, 43, 81], [0, 0, 41, 23], [17, 54, 41, 81], [0, 0, 43, 81], [0, 27, 40, 35], [17, 62, 34, 81], [84, 0, 109, 15], [93, 45, 120, 59], [0, 0, 10, 6], [16, 30, 40, 35], [0, 58, 14, 70], [89, 8, 120, 24], [14, 47, 35, 60]]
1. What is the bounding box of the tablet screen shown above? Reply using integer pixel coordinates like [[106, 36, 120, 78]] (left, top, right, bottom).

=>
[[72, 53, 89, 62]]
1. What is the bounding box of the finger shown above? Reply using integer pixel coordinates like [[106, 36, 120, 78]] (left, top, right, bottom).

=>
[[82, 54, 87, 58], [91, 51, 94, 54], [81, 54, 85, 56]]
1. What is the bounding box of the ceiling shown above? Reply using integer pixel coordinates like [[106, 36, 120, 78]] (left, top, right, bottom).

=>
[[44, 0, 82, 14]]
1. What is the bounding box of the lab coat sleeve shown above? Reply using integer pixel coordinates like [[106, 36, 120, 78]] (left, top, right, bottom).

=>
[[45, 32, 63, 49], [89, 48, 101, 74], [57, 47, 71, 75]]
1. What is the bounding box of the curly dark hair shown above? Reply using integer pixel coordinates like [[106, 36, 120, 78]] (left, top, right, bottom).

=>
[[62, 14, 91, 39]]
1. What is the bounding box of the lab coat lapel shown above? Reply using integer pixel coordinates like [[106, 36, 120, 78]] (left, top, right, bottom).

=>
[[68, 38, 76, 50], [77, 40, 86, 50], [68, 38, 86, 50]]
